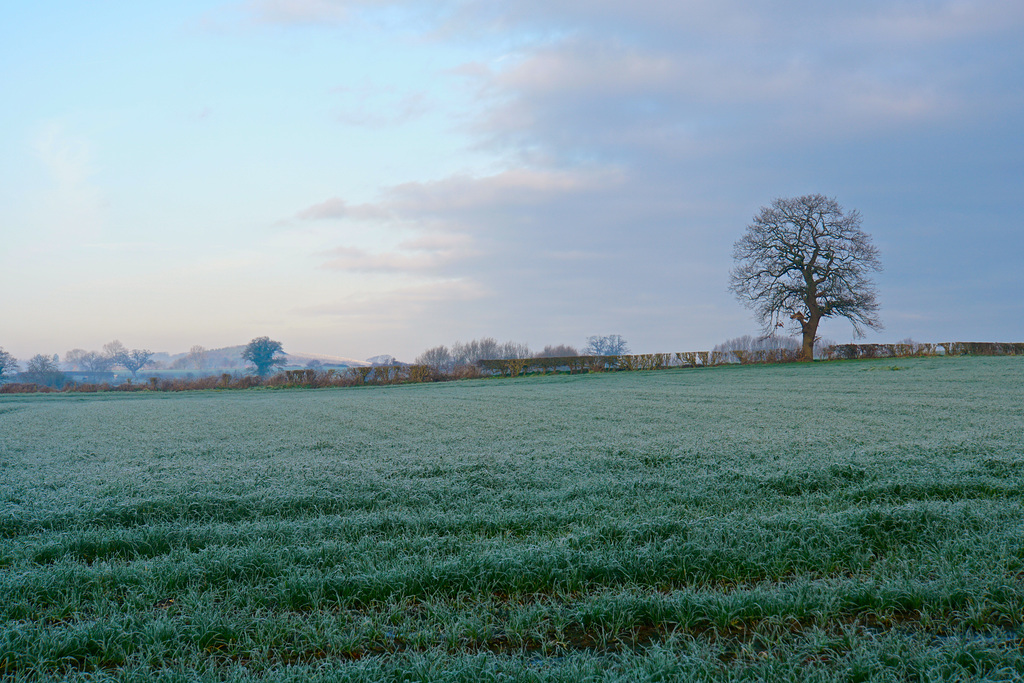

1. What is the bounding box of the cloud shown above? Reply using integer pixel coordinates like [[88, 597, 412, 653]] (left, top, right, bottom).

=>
[[242, 0, 352, 25], [296, 197, 391, 221], [297, 278, 489, 325], [447, 1, 1024, 44], [301, 166, 623, 277], [853, 0, 1024, 43], [381, 166, 625, 218], [280, 0, 1023, 351], [294, 159, 738, 348], [322, 232, 478, 272], [467, 35, 964, 165]]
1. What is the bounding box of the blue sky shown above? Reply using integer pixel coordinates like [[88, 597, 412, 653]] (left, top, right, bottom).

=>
[[2, 1, 1022, 362]]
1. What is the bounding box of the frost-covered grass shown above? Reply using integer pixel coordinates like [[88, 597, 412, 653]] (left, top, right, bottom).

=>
[[2, 356, 1023, 681]]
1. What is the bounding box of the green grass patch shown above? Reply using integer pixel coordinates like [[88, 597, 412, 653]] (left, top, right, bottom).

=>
[[2, 356, 1024, 680]]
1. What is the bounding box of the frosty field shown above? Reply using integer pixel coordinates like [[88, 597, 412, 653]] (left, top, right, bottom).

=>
[[2, 356, 1023, 681]]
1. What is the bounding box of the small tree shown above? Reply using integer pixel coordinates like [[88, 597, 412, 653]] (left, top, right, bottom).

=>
[[63, 348, 116, 373], [63, 349, 87, 370], [23, 354, 66, 388], [117, 349, 154, 378], [497, 341, 532, 359], [415, 345, 453, 371], [103, 340, 128, 362], [80, 351, 114, 373], [449, 338, 531, 364], [584, 335, 629, 356], [0, 347, 17, 380], [451, 338, 501, 365], [242, 337, 286, 376], [729, 194, 883, 361], [187, 345, 208, 371], [26, 354, 58, 373]]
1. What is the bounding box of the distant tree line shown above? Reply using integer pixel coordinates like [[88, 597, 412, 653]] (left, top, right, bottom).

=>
[[5, 335, 1024, 395], [711, 334, 838, 362], [415, 338, 533, 372], [0, 340, 155, 388], [413, 335, 629, 372]]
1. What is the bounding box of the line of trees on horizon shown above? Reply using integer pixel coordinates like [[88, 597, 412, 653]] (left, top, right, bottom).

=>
[[0, 341, 157, 388], [0, 334, 633, 388], [5, 334, 1021, 395], [412, 335, 631, 372]]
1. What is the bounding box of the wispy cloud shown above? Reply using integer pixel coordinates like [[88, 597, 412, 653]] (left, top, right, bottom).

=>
[[242, 0, 352, 26], [267, 0, 1022, 352], [297, 278, 489, 326], [322, 232, 478, 273], [296, 197, 391, 221]]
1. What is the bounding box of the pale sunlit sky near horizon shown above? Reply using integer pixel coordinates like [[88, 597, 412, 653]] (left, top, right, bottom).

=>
[[2, 1, 1022, 363]]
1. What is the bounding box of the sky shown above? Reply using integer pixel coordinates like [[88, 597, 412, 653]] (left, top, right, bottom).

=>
[[2, 0, 1022, 362]]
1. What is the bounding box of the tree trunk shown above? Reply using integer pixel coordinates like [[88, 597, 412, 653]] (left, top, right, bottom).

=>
[[798, 267, 822, 362], [799, 316, 820, 362]]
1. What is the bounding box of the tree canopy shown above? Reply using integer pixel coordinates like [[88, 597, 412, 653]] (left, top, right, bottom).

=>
[[242, 337, 286, 376]]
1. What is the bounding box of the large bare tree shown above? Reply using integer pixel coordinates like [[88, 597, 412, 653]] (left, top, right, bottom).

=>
[[729, 194, 883, 361]]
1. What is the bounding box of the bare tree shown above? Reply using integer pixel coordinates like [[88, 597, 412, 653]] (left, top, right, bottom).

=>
[[118, 349, 154, 378], [584, 335, 629, 356], [450, 338, 531, 365], [23, 354, 66, 387], [729, 195, 883, 361], [187, 345, 208, 371], [497, 341, 532, 359], [103, 340, 128, 362], [0, 347, 16, 380], [81, 351, 114, 373], [451, 338, 500, 365], [415, 345, 453, 371], [63, 349, 87, 370], [26, 354, 59, 374]]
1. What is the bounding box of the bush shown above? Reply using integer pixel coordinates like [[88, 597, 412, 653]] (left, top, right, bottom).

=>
[[0, 382, 56, 394]]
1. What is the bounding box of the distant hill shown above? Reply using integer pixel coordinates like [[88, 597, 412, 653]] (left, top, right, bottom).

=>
[[285, 351, 371, 368]]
